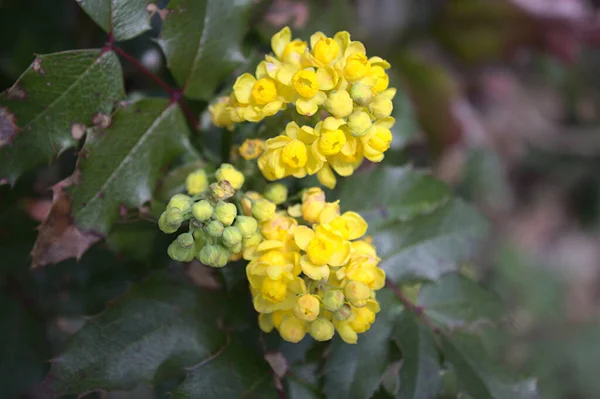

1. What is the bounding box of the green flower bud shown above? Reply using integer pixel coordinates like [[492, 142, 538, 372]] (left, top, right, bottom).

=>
[[242, 231, 262, 249], [214, 201, 237, 226], [344, 280, 371, 308], [205, 220, 224, 237], [293, 294, 320, 321], [229, 242, 243, 254], [309, 317, 335, 341], [210, 181, 235, 200], [333, 304, 352, 321], [167, 240, 195, 262], [192, 200, 213, 221], [222, 226, 243, 248], [279, 315, 306, 343], [347, 110, 372, 137], [167, 194, 192, 214], [264, 183, 288, 205], [158, 211, 178, 233], [350, 83, 372, 106], [193, 228, 207, 249], [176, 232, 195, 248], [322, 289, 345, 312], [251, 199, 276, 221], [165, 207, 183, 229], [324, 89, 353, 118], [234, 216, 258, 238], [199, 244, 230, 268]]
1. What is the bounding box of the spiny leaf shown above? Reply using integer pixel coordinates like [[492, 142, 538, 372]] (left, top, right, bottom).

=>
[[323, 290, 401, 399], [47, 274, 227, 395], [0, 50, 124, 184], [394, 312, 442, 399], [170, 340, 278, 399], [158, 0, 252, 100], [69, 98, 198, 235], [76, 0, 155, 41], [375, 199, 488, 283], [337, 166, 450, 231], [418, 273, 504, 328]]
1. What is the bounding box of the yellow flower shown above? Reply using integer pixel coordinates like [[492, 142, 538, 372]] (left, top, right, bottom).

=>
[[293, 294, 320, 321], [233, 72, 283, 122], [279, 314, 307, 343], [361, 117, 394, 162], [271, 26, 307, 66], [291, 68, 327, 116], [313, 36, 340, 65], [344, 53, 371, 82], [209, 96, 235, 130], [239, 139, 264, 160], [185, 169, 208, 195], [301, 187, 326, 223], [215, 163, 245, 190], [369, 88, 396, 119]]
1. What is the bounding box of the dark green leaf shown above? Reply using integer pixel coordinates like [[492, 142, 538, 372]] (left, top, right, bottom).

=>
[[69, 98, 198, 234], [0, 50, 124, 184], [48, 274, 226, 395], [158, 0, 252, 100], [170, 340, 278, 399], [323, 290, 401, 399], [0, 287, 50, 398], [76, 0, 154, 41], [337, 166, 450, 231], [418, 273, 504, 328], [394, 312, 441, 399], [375, 199, 488, 283], [442, 332, 538, 399]]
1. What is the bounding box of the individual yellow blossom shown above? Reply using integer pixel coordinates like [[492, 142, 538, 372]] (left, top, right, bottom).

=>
[[271, 26, 307, 66], [208, 96, 235, 130], [185, 169, 208, 195], [324, 90, 353, 118], [361, 117, 394, 162], [290, 68, 328, 116], [344, 53, 371, 82], [239, 139, 264, 160], [233, 70, 284, 122], [215, 163, 245, 190], [293, 294, 320, 321], [369, 88, 396, 119], [301, 187, 326, 223]]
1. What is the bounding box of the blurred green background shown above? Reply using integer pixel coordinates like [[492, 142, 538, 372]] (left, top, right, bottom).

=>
[[3, 0, 600, 398]]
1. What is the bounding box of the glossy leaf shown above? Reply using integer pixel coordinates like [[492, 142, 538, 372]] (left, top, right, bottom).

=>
[[170, 340, 278, 399], [69, 98, 198, 235], [48, 274, 226, 395], [76, 0, 155, 41], [394, 312, 442, 399], [375, 199, 488, 283], [0, 50, 124, 184], [158, 0, 252, 100], [337, 166, 450, 231], [418, 273, 504, 328], [323, 290, 401, 399]]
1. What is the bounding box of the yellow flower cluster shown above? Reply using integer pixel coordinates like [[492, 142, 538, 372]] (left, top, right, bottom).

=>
[[244, 187, 385, 344], [209, 26, 396, 188]]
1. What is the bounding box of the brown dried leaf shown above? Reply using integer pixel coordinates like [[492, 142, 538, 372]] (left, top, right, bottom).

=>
[[30, 176, 100, 268]]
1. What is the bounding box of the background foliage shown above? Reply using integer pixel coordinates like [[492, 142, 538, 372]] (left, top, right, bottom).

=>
[[2, 0, 600, 398]]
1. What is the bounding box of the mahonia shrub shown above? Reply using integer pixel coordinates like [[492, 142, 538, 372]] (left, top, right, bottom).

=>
[[0, 2, 539, 399]]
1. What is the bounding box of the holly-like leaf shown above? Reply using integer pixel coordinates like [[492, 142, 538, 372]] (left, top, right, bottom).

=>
[[47, 274, 226, 395], [337, 166, 450, 231], [375, 199, 488, 283], [158, 0, 252, 100], [394, 312, 442, 399], [442, 332, 538, 399], [69, 98, 198, 235], [76, 0, 155, 41], [323, 290, 401, 399], [0, 50, 124, 184], [418, 273, 504, 328], [170, 340, 278, 399]]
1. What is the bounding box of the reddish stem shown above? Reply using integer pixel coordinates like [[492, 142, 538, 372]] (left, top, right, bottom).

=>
[[112, 45, 175, 95], [385, 279, 440, 334]]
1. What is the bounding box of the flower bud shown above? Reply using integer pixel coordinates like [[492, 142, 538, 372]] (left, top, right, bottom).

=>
[[192, 200, 213, 221], [214, 201, 237, 226], [176, 232, 195, 248], [322, 289, 345, 312], [215, 163, 245, 190], [369, 95, 393, 119], [344, 280, 371, 308], [279, 315, 306, 343], [185, 169, 208, 195], [241, 191, 262, 216], [301, 187, 326, 223], [229, 242, 243, 254], [324, 89, 353, 118], [199, 244, 230, 268], [193, 228, 207, 249], [222, 226, 243, 248], [264, 183, 288, 205], [167, 194, 192, 214], [347, 111, 372, 137], [205, 220, 224, 237], [251, 199, 276, 221], [234, 216, 258, 238], [350, 83, 372, 106], [333, 304, 352, 321], [210, 181, 235, 200], [293, 294, 320, 322], [242, 231, 262, 249], [165, 207, 184, 229], [167, 239, 195, 262], [309, 317, 335, 341], [158, 211, 178, 233]]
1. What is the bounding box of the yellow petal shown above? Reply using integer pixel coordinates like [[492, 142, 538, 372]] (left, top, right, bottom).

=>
[[372, 268, 386, 290], [334, 31, 351, 52], [306, 149, 324, 175], [334, 320, 358, 344], [233, 73, 256, 104], [262, 100, 283, 117], [344, 41, 366, 58], [265, 135, 293, 149], [296, 97, 319, 116], [256, 240, 284, 252], [319, 202, 340, 224], [328, 241, 351, 266], [277, 63, 297, 86], [258, 313, 274, 332], [300, 255, 330, 281], [366, 299, 381, 314], [323, 116, 346, 131], [374, 116, 395, 130], [272, 26, 291, 59], [294, 225, 315, 250], [368, 56, 391, 69], [379, 88, 397, 101], [341, 211, 368, 240], [316, 66, 338, 90], [310, 31, 327, 50], [317, 164, 337, 189], [288, 276, 307, 294], [253, 295, 277, 313], [256, 61, 268, 79], [285, 121, 300, 139], [298, 126, 318, 145], [330, 155, 357, 177]]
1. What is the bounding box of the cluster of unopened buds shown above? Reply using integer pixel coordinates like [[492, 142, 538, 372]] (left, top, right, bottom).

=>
[[209, 27, 395, 188]]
